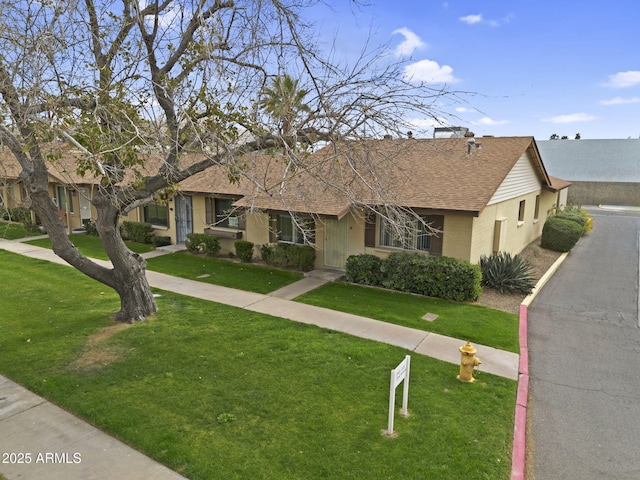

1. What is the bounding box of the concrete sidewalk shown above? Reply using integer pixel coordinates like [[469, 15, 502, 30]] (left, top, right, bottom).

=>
[[0, 237, 520, 479], [0, 376, 187, 480]]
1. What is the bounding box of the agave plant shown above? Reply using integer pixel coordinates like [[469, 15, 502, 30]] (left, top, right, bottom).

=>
[[479, 252, 534, 295]]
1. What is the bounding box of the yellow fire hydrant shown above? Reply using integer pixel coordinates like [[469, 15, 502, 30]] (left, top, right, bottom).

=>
[[457, 342, 481, 382]]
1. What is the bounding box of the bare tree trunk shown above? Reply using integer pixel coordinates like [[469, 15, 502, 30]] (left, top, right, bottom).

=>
[[26, 164, 156, 323], [111, 260, 157, 323], [93, 192, 157, 323]]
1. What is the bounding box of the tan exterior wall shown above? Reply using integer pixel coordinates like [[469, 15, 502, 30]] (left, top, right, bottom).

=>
[[1, 181, 26, 210], [347, 211, 367, 257], [441, 215, 474, 261], [466, 189, 557, 263], [47, 183, 85, 231], [244, 211, 270, 260], [468, 206, 498, 263]]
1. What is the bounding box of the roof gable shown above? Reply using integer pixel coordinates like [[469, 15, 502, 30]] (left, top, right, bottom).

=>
[[488, 147, 548, 205], [233, 136, 555, 216]]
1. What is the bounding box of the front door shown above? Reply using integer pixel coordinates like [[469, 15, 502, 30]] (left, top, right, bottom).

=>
[[79, 188, 92, 223], [323, 217, 349, 269], [174, 195, 193, 244]]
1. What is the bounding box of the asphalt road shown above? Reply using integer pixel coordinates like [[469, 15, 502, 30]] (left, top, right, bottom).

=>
[[528, 208, 640, 479]]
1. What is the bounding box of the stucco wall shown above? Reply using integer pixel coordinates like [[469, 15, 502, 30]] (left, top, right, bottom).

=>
[[441, 215, 473, 261], [467, 189, 556, 263], [567, 181, 640, 206]]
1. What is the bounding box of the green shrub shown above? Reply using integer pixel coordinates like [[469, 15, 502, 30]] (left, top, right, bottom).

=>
[[234, 240, 254, 262], [260, 243, 316, 271], [553, 204, 593, 235], [6, 207, 32, 224], [541, 217, 583, 252], [380, 252, 425, 292], [479, 252, 534, 294], [345, 254, 383, 285], [377, 252, 481, 302], [260, 244, 274, 264], [186, 233, 221, 256], [413, 256, 482, 302], [83, 219, 99, 236], [554, 212, 586, 233], [152, 236, 172, 247], [287, 244, 316, 271], [121, 221, 155, 244]]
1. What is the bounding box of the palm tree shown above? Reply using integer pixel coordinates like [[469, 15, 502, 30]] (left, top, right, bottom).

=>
[[259, 74, 311, 137]]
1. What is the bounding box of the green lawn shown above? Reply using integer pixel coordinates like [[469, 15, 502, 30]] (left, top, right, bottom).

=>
[[0, 251, 516, 480], [145, 252, 304, 294], [25, 234, 155, 260], [0, 221, 42, 240], [296, 282, 520, 353]]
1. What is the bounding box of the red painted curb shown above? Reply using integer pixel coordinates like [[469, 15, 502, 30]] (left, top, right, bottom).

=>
[[518, 346, 529, 377], [511, 303, 529, 480], [516, 372, 529, 408], [519, 304, 528, 349], [511, 403, 528, 479]]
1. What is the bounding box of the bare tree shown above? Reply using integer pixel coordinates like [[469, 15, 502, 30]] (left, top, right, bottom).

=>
[[0, 0, 465, 322]]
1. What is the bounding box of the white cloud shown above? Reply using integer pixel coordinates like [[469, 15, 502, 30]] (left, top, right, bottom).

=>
[[392, 28, 427, 57], [543, 113, 597, 124], [600, 96, 640, 105], [460, 14, 483, 25], [456, 107, 473, 113], [460, 13, 513, 27], [406, 117, 444, 131], [603, 71, 640, 88], [403, 59, 459, 84], [475, 117, 509, 126]]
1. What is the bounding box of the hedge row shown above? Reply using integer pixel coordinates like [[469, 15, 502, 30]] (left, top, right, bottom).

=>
[[186, 232, 221, 256], [120, 221, 171, 247], [260, 243, 316, 272], [345, 252, 482, 302]]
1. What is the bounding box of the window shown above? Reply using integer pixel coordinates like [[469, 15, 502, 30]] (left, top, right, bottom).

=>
[[518, 200, 526, 224], [534, 195, 541, 221], [378, 214, 431, 251], [277, 214, 314, 244], [205, 197, 241, 228], [144, 202, 169, 227], [56, 186, 67, 211]]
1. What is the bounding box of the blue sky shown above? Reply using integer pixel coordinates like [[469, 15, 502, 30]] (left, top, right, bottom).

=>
[[307, 1, 640, 140]]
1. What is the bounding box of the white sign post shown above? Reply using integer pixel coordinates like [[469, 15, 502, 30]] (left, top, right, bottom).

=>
[[384, 355, 410, 436]]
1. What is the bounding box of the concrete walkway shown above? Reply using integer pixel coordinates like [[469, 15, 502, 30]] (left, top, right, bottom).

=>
[[0, 237, 520, 479], [0, 376, 187, 480]]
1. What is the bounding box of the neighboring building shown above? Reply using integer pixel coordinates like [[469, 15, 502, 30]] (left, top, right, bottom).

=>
[[0, 145, 98, 230], [0, 153, 27, 212], [537, 139, 640, 206], [433, 126, 471, 138]]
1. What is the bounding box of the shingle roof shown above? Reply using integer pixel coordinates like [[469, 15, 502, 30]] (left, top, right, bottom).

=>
[[234, 136, 553, 216], [1, 137, 558, 217]]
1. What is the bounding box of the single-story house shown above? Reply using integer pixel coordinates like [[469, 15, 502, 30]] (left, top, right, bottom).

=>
[[0, 145, 98, 230], [230, 136, 569, 268], [537, 138, 640, 206], [1, 136, 569, 270]]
